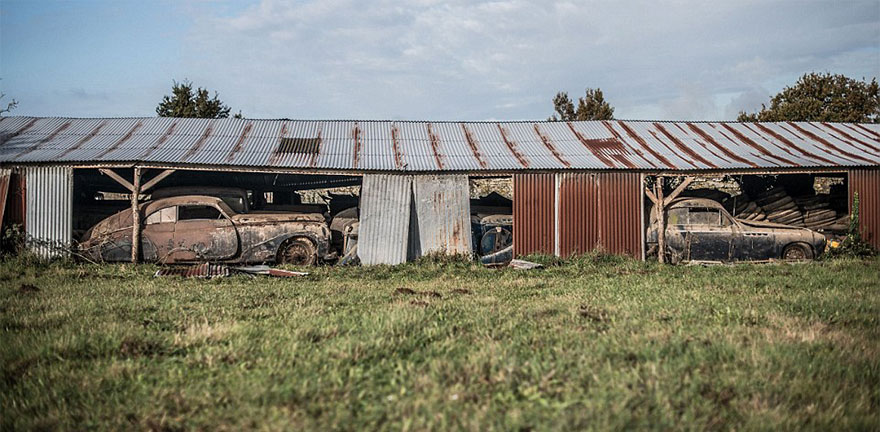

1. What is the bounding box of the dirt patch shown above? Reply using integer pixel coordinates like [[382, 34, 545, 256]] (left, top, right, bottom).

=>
[[395, 287, 442, 298], [410, 300, 429, 307], [578, 305, 611, 323], [119, 337, 167, 358], [451, 288, 472, 295], [18, 283, 40, 294]]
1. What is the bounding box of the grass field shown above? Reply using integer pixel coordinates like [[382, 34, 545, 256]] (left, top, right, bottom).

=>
[[2, 254, 879, 431]]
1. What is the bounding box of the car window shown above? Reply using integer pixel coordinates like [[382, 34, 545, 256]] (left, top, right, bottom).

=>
[[179, 205, 223, 221], [145, 206, 176, 225], [667, 208, 687, 225], [687, 208, 721, 225]]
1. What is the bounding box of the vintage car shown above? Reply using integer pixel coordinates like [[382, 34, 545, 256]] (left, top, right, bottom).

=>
[[80, 195, 332, 265], [646, 198, 826, 263]]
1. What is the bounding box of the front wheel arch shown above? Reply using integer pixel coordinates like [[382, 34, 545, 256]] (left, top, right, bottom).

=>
[[782, 242, 814, 261], [276, 236, 318, 265]]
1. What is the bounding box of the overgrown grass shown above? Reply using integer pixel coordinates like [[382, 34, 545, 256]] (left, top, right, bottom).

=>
[[2, 255, 879, 430]]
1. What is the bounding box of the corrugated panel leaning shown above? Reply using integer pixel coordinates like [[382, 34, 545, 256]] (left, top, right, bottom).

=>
[[358, 174, 412, 265], [410, 175, 472, 257], [849, 168, 880, 250], [25, 166, 73, 258]]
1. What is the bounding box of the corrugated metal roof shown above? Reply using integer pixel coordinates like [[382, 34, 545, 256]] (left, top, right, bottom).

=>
[[1, 116, 878, 171]]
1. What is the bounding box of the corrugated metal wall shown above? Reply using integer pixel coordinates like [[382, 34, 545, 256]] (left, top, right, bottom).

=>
[[849, 168, 880, 250], [410, 175, 472, 256], [515, 172, 642, 258], [25, 167, 73, 258], [513, 173, 555, 256], [596, 172, 642, 257], [358, 174, 412, 265], [557, 173, 599, 256]]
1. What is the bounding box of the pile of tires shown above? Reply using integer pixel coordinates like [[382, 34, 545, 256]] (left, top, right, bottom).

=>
[[756, 187, 804, 226], [723, 194, 767, 221]]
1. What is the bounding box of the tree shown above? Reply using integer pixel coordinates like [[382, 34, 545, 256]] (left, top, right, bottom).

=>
[[737, 73, 880, 123], [549, 87, 614, 121], [156, 80, 233, 118], [0, 93, 17, 116]]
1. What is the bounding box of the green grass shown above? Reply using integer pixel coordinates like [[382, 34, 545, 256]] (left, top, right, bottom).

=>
[[2, 254, 879, 431]]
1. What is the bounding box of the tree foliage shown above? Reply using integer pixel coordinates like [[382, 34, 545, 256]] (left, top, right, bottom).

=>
[[156, 80, 233, 119], [737, 73, 880, 123], [0, 92, 17, 116], [549, 87, 614, 121]]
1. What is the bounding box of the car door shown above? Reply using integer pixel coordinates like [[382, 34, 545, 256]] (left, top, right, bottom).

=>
[[683, 207, 735, 262], [170, 204, 240, 261], [142, 205, 177, 262]]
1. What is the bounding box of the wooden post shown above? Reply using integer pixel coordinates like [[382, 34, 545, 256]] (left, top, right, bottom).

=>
[[656, 177, 666, 264], [131, 167, 142, 263]]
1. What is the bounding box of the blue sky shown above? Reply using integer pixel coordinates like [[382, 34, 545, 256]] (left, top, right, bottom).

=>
[[1, 0, 878, 120]]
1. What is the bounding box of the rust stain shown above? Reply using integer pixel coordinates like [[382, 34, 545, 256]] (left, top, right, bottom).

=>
[[752, 123, 837, 166], [601, 121, 653, 166], [390, 124, 405, 169], [309, 125, 323, 168], [58, 120, 108, 159], [224, 122, 254, 163], [653, 123, 718, 168], [96, 121, 144, 159], [742, 122, 824, 165], [13, 121, 71, 160], [685, 123, 757, 168], [0, 118, 39, 146], [821, 123, 880, 153], [497, 124, 529, 168], [852, 123, 880, 140], [140, 122, 178, 159], [533, 123, 570, 168], [566, 122, 616, 168], [352, 122, 362, 169], [673, 123, 731, 165], [720, 123, 796, 166], [268, 122, 289, 165], [784, 122, 877, 165], [712, 126, 779, 167], [618, 121, 675, 168], [426, 123, 445, 170], [181, 125, 214, 161], [461, 124, 488, 169], [647, 130, 699, 169]]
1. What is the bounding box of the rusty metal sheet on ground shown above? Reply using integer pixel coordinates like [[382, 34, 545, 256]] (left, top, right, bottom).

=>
[[410, 174, 472, 257], [358, 174, 412, 265]]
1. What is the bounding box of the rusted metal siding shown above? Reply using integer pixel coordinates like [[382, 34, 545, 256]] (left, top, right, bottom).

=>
[[555, 172, 641, 257], [849, 168, 880, 250], [596, 172, 642, 257], [25, 166, 73, 258], [2, 117, 878, 172], [358, 174, 411, 265], [557, 173, 599, 256], [513, 173, 555, 256], [410, 175, 472, 256]]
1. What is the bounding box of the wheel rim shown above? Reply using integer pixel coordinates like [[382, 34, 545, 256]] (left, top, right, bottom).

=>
[[281, 239, 316, 265], [784, 246, 806, 260]]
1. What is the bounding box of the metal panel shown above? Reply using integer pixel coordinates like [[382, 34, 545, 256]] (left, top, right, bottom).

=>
[[410, 175, 472, 257], [25, 166, 73, 258], [557, 173, 600, 256], [358, 174, 412, 265], [513, 173, 555, 256], [850, 169, 880, 250], [3, 117, 878, 172]]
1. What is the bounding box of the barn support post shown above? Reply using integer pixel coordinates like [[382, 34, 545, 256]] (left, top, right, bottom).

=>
[[656, 177, 665, 264], [131, 167, 142, 263]]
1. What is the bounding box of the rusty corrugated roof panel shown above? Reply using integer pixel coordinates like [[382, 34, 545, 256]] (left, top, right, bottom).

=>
[[1, 117, 878, 171]]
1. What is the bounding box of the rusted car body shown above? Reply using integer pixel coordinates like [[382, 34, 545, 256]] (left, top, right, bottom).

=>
[[647, 198, 826, 263], [80, 195, 331, 265]]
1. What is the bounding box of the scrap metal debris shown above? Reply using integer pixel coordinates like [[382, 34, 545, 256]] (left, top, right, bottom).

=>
[[154, 263, 308, 279]]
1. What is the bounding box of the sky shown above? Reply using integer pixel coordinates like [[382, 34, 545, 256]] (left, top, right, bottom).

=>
[[1, 0, 878, 121]]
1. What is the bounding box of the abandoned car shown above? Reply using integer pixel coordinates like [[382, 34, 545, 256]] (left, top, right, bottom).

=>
[[647, 198, 826, 263], [80, 195, 332, 265]]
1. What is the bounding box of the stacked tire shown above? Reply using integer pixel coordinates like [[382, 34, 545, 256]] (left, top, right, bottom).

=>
[[723, 194, 767, 221], [756, 187, 804, 226]]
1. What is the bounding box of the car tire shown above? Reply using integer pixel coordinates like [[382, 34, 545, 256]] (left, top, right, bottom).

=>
[[782, 243, 813, 261], [278, 237, 317, 266]]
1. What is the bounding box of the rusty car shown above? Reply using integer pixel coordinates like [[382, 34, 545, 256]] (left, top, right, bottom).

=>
[[646, 198, 826, 263], [79, 195, 332, 265]]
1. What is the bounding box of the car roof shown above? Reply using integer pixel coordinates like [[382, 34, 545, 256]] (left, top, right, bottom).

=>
[[143, 195, 234, 214], [666, 197, 725, 209]]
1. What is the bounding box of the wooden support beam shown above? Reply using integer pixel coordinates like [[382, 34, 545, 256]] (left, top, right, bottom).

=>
[[645, 187, 658, 205], [656, 179, 666, 264], [99, 168, 135, 192], [664, 176, 694, 206], [130, 168, 142, 263], [141, 169, 176, 192]]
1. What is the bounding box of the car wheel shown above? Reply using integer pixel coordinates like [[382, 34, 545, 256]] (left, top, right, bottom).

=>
[[278, 237, 317, 266], [782, 243, 813, 261]]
